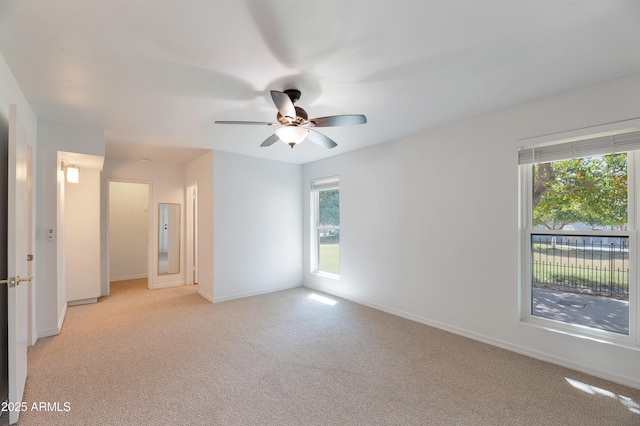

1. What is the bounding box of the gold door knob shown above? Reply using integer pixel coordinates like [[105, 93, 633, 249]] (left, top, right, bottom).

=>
[[1, 277, 16, 287]]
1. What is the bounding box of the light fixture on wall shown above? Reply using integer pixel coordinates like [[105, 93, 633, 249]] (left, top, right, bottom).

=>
[[65, 164, 80, 184], [275, 126, 309, 148]]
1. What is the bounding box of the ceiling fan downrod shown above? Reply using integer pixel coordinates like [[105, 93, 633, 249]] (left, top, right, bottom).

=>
[[282, 89, 301, 103]]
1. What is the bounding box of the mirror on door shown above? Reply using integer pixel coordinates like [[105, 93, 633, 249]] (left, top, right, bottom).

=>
[[158, 203, 180, 275]]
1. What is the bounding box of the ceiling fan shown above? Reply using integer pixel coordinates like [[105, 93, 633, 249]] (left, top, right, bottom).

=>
[[215, 89, 367, 149]]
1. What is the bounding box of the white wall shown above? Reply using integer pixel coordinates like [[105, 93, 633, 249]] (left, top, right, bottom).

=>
[[108, 181, 149, 281], [213, 151, 302, 301], [303, 72, 640, 389], [65, 168, 101, 303], [185, 151, 214, 301], [102, 158, 184, 289], [36, 121, 104, 337]]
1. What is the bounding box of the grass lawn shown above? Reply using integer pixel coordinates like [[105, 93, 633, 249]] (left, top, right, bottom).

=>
[[319, 243, 340, 275]]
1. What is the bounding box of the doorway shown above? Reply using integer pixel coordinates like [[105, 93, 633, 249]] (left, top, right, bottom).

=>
[[107, 181, 150, 293]]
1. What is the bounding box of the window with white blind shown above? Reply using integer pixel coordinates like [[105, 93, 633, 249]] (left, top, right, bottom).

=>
[[311, 177, 340, 277], [519, 123, 640, 343]]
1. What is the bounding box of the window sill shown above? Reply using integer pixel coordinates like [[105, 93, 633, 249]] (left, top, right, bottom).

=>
[[312, 271, 340, 280], [520, 316, 639, 350]]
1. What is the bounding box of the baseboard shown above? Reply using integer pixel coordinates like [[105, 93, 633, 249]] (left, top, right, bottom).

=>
[[68, 298, 98, 306], [198, 288, 214, 303], [38, 302, 67, 338], [110, 274, 148, 282], [213, 283, 302, 303], [150, 281, 184, 289], [58, 301, 67, 334], [304, 283, 640, 390]]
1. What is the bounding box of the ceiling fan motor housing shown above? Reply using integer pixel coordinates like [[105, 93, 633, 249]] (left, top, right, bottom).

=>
[[277, 106, 308, 125]]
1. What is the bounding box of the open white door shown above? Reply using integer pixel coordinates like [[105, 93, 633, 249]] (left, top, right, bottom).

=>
[[6, 104, 30, 425]]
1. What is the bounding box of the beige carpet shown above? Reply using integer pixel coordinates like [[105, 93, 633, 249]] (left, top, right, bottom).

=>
[[3, 279, 640, 425]]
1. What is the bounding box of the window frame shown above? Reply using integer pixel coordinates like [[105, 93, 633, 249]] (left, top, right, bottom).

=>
[[311, 177, 340, 279], [519, 150, 638, 347]]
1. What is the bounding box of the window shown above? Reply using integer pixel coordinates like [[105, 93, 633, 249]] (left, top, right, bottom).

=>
[[311, 177, 340, 276], [519, 126, 640, 342]]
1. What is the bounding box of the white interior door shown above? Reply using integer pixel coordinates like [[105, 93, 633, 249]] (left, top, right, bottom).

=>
[[7, 104, 29, 425]]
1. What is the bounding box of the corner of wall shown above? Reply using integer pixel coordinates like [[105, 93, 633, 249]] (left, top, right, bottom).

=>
[[38, 301, 66, 339]]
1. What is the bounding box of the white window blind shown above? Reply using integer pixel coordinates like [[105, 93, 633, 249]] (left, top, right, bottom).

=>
[[311, 176, 339, 192], [518, 129, 640, 165]]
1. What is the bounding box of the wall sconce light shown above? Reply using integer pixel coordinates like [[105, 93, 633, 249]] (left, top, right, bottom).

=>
[[65, 164, 80, 184]]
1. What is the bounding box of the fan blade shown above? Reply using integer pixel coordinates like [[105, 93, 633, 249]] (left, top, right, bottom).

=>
[[307, 130, 338, 149], [215, 121, 278, 126], [260, 133, 280, 147], [270, 90, 296, 122], [309, 114, 367, 127]]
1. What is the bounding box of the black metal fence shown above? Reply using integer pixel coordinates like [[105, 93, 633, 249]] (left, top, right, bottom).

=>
[[318, 227, 340, 244], [532, 235, 629, 300]]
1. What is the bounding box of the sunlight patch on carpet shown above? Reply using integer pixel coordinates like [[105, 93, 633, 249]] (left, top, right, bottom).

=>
[[566, 378, 640, 414], [309, 293, 336, 306]]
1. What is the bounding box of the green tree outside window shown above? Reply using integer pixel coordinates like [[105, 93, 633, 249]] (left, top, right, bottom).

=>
[[532, 153, 627, 230]]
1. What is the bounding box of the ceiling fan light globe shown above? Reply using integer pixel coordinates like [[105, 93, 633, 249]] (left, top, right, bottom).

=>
[[276, 126, 309, 145]]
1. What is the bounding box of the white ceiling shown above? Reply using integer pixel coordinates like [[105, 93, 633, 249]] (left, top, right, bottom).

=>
[[1, 1, 640, 165]]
